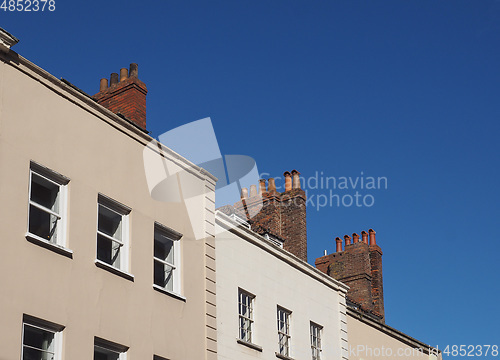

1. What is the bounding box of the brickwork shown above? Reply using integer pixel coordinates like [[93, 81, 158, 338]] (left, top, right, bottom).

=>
[[280, 189, 307, 261], [315, 230, 385, 322], [232, 171, 308, 262], [369, 244, 384, 317], [93, 64, 147, 130]]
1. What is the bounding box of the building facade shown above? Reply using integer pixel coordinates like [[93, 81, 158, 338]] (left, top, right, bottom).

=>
[[216, 173, 441, 360], [0, 28, 217, 360], [216, 210, 349, 360], [1, 26, 441, 360]]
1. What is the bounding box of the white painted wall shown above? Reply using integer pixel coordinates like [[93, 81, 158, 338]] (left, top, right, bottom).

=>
[[216, 212, 349, 360]]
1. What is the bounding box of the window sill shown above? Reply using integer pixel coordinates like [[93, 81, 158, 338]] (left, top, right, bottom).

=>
[[237, 339, 263, 352], [275, 352, 295, 360], [95, 260, 134, 281], [26, 233, 73, 259], [153, 284, 186, 302]]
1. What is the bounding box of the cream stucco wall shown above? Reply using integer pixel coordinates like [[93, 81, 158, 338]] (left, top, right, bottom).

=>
[[347, 311, 441, 360], [0, 51, 217, 359], [215, 212, 349, 360]]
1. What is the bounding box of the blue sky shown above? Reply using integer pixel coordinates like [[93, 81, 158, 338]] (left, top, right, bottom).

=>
[[3, 0, 499, 354]]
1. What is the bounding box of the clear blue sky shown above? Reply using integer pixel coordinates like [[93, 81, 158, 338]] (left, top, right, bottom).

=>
[[3, 0, 499, 354]]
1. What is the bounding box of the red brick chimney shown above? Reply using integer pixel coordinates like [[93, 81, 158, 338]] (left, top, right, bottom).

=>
[[93, 63, 148, 130], [315, 229, 385, 322], [232, 170, 308, 262]]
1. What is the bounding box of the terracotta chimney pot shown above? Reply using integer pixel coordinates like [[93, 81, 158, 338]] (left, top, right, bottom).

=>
[[336, 237, 343, 252]]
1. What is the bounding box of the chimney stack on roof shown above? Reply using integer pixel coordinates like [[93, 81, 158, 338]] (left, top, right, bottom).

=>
[[232, 170, 307, 261], [315, 228, 385, 322], [93, 63, 148, 131]]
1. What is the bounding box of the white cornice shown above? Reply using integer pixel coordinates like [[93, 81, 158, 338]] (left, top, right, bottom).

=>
[[0, 28, 19, 53], [216, 211, 350, 294]]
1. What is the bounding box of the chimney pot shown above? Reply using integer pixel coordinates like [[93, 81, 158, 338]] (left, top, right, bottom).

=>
[[344, 235, 351, 246], [352, 233, 360, 243], [129, 63, 138, 77], [335, 237, 343, 252], [241, 187, 248, 199], [284, 171, 292, 191], [268, 178, 276, 192], [291, 169, 301, 189], [110, 72, 119, 86], [369, 229, 376, 245], [99, 78, 108, 91], [120, 68, 128, 81], [361, 231, 368, 244], [249, 185, 258, 197], [259, 179, 267, 194], [93, 63, 147, 131]]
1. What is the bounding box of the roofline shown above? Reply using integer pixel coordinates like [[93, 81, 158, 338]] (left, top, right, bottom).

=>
[[0, 27, 19, 53], [0, 48, 217, 185], [347, 307, 441, 355], [215, 211, 350, 294]]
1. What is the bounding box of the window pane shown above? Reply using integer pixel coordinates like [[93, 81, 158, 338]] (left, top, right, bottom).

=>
[[94, 347, 120, 360], [31, 174, 59, 213], [98, 205, 122, 240], [97, 235, 116, 265], [154, 236, 173, 263], [29, 205, 58, 242], [23, 347, 55, 360], [163, 264, 174, 291], [154, 260, 173, 290], [23, 325, 55, 360]]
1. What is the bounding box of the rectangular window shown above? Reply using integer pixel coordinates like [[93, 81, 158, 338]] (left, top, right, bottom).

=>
[[21, 316, 63, 360], [277, 306, 291, 357], [310, 322, 322, 360], [94, 337, 128, 360], [27, 162, 69, 247], [238, 289, 255, 343], [153, 223, 182, 294], [97, 195, 130, 271]]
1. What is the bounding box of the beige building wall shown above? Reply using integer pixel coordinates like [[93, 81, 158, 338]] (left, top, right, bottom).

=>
[[0, 49, 217, 359], [215, 212, 349, 360], [347, 310, 441, 360]]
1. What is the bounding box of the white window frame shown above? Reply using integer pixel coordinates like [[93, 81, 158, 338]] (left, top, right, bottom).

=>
[[153, 222, 182, 295], [94, 337, 128, 360], [238, 289, 255, 343], [310, 322, 323, 360], [21, 315, 64, 360], [96, 194, 131, 272], [26, 162, 69, 250], [277, 306, 292, 357]]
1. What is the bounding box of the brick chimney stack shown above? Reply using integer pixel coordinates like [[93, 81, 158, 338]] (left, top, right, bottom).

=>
[[229, 170, 308, 262], [315, 229, 385, 322], [93, 63, 148, 130]]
